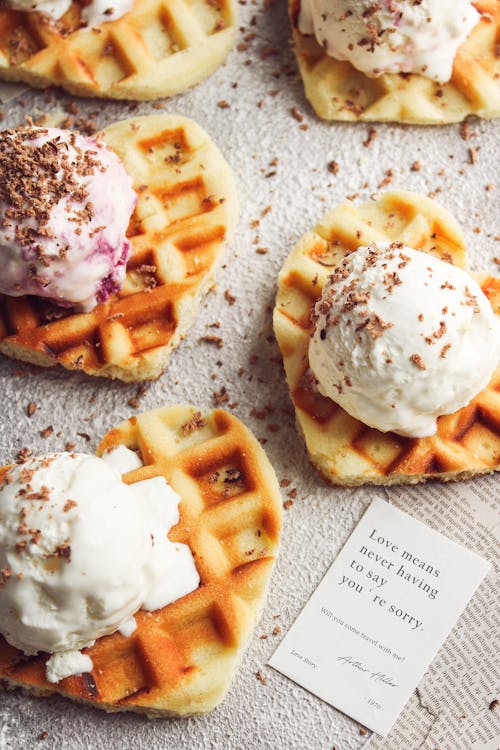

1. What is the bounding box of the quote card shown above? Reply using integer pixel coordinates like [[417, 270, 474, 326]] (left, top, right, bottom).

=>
[[269, 498, 490, 736]]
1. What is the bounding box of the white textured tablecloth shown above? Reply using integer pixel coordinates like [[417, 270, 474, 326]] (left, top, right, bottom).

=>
[[0, 1, 498, 748]]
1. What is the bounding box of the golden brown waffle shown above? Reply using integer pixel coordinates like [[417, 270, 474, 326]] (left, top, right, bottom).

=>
[[0, 0, 236, 100], [290, 0, 500, 124], [0, 114, 238, 382], [274, 191, 500, 486], [0, 404, 282, 716]]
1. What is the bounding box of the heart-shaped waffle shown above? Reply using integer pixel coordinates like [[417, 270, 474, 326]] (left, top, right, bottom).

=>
[[289, 0, 500, 124], [274, 191, 500, 486], [0, 0, 236, 100], [0, 114, 238, 381], [0, 405, 282, 716]]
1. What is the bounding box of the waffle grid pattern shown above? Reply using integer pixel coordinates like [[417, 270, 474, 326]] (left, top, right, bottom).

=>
[[0, 114, 238, 382], [273, 191, 500, 486], [0, 405, 282, 715], [290, 0, 500, 124], [0, 0, 236, 100]]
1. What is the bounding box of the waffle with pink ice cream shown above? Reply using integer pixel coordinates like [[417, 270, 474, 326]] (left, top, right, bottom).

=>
[[0, 114, 238, 381], [0, 125, 137, 312]]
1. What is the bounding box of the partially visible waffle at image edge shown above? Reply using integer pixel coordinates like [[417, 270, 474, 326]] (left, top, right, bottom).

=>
[[0, 0, 237, 100], [289, 0, 500, 124], [0, 405, 282, 716], [0, 114, 239, 382], [274, 191, 500, 486]]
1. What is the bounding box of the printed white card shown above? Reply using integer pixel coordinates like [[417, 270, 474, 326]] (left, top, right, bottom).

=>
[[269, 498, 490, 736]]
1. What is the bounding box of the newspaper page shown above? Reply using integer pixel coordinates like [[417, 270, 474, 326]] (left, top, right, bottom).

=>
[[367, 474, 499, 750]]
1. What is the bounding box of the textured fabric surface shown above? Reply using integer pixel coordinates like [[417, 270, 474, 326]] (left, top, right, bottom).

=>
[[0, 0, 498, 747]]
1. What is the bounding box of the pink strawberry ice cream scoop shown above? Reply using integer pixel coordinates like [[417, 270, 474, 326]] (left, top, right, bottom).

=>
[[0, 125, 137, 312]]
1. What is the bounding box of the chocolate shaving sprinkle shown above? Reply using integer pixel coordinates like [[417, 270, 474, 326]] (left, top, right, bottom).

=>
[[410, 353, 426, 370], [224, 468, 243, 483], [29, 529, 42, 544], [0, 126, 106, 265], [383, 271, 402, 293], [468, 147, 478, 165], [24, 485, 51, 502], [463, 286, 480, 313], [224, 289, 236, 305], [16, 447, 32, 464], [199, 335, 224, 348], [356, 314, 394, 339], [377, 169, 393, 189], [63, 499, 78, 512], [460, 120, 471, 140], [213, 386, 229, 405], [181, 411, 207, 435], [363, 127, 377, 148], [54, 542, 71, 562], [433, 321, 446, 339], [19, 467, 34, 483]]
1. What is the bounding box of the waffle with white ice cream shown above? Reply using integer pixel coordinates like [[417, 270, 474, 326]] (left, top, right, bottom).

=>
[[0, 114, 238, 382], [0, 0, 236, 100], [290, 0, 500, 123], [273, 191, 500, 485], [0, 405, 282, 716], [0, 450, 199, 685]]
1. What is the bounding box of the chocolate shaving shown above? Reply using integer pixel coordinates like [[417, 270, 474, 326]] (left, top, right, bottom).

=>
[[410, 353, 426, 370], [181, 412, 207, 435], [0, 126, 106, 265]]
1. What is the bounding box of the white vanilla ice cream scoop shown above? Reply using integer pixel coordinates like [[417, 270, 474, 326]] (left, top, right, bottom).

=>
[[0, 126, 137, 312], [6, 0, 72, 17], [81, 0, 135, 27], [298, 0, 479, 83], [309, 243, 500, 438], [6, 0, 135, 26], [0, 449, 199, 683]]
